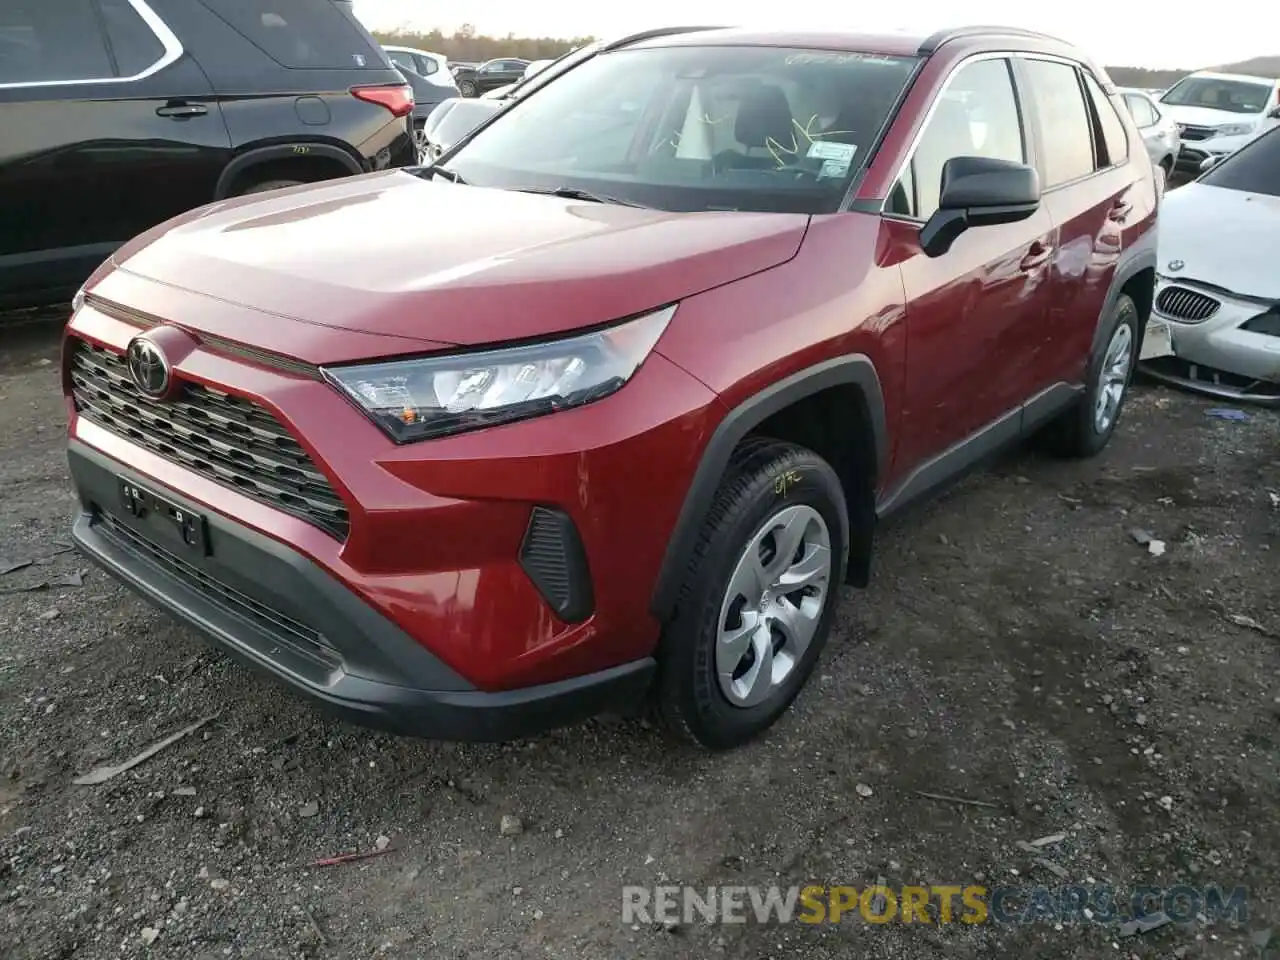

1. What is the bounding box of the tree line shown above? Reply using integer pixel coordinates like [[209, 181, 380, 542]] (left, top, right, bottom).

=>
[[371, 26, 1277, 90], [371, 25, 591, 64]]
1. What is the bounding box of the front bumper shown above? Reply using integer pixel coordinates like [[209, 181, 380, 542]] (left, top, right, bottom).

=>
[[1138, 278, 1280, 405], [1174, 132, 1255, 173], [64, 284, 719, 699], [69, 441, 655, 739]]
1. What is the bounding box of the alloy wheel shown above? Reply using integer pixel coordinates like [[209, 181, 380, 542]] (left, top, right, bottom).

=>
[[1094, 321, 1133, 434]]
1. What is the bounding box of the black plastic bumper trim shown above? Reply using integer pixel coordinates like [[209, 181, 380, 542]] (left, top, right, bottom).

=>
[[67, 441, 655, 741], [519, 506, 595, 623]]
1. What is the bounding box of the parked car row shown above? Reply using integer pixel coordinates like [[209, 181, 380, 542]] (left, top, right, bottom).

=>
[[63, 24, 1164, 749], [382, 43, 460, 154], [0, 0, 416, 310]]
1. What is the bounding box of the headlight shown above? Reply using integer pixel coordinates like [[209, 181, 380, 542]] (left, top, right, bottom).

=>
[[1214, 122, 1255, 137], [322, 305, 675, 443]]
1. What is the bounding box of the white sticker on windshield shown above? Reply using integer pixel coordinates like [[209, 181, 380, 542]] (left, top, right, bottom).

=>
[[807, 141, 858, 162], [818, 158, 851, 179]]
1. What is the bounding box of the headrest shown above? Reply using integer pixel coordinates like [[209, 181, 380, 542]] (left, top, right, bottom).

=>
[[734, 84, 795, 149]]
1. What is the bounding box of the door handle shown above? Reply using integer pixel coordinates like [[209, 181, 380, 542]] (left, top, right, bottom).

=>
[[1019, 240, 1052, 271], [156, 103, 208, 118], [1108, 200, 1133, 222]]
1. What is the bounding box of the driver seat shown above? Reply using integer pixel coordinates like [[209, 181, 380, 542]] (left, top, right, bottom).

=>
[[720, 84, 797, 170]]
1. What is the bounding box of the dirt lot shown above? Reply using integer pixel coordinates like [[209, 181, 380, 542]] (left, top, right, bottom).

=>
[[1, 316, 1277, 960]]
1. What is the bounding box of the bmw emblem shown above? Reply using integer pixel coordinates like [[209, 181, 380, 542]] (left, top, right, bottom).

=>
[[1166, 259, 1185, 272], [127, 335, 171, 399]]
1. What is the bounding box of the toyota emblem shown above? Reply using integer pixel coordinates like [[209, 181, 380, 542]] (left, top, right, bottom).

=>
[[1166, 259, 1185, 272], [127, 336, 171, 399]]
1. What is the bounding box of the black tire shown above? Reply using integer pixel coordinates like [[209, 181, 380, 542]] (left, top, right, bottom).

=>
[[1041, 292, 1140, 458], [235, 179, 305, 196], [656, 438, 849, 750], [459, 80, 476, 97]]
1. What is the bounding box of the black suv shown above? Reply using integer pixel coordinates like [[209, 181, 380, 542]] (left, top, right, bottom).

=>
[[453, 58, 529, 98], [0, 0, 416, 310]]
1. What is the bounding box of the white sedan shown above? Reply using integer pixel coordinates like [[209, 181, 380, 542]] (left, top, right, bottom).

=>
[[1141, 126, 1280, 405]]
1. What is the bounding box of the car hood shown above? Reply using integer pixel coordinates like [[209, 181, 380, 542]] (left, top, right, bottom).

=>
[[110, 170, 809, 347], [1158, 104, 1263, 129], [1159, 182, 1280, 299]]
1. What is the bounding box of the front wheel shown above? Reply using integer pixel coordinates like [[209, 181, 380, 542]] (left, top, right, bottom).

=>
[[459, 80, 476, 97], [656, 439, 848, 750]]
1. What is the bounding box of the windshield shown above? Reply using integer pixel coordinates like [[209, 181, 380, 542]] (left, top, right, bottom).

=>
[[504, 44, 596, 99], [1160, 76, 1273, 115], [1200, 126, 1280, 197], [444, 45, 919, 214]]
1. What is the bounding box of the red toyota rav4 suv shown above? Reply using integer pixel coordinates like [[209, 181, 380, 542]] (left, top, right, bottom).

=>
[[64, 27, 1158, 750]]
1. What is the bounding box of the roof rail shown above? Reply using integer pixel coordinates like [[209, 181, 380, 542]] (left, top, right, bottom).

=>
[[603, 25, 729, 51], [917, 25, 1067, 55]]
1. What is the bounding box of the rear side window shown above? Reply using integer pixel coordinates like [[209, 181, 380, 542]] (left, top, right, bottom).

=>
[[0, 0, 112, 84], [198, 0, 385, 70], [98, 0, 165, 77], [889, 58, 1026, 220], [1083, 74, 1128, 167], [1200, 127, 1280, 197], [1021, 58, 1094, 187]]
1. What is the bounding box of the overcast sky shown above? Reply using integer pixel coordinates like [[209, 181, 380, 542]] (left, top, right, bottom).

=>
[[352, 1, 1273, 70]]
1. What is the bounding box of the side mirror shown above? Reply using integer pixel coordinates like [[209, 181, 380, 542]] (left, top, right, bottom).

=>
[[919, 156, 1041, 258], [1198, 155, 1220, 173]]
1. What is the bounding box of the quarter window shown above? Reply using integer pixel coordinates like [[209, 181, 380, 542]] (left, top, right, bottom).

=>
[[1020, 58, 1094, 187], [0, 0, 113, 84], [98, 0, 165, 77], [199, 0, 382, 70], [888, 58, 1025, 220], [1083, 74, 1128, 167]]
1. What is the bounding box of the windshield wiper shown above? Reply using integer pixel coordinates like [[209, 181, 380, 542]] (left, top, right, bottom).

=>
[[427, 165, 467, 184], [509, 185, 644, 207]]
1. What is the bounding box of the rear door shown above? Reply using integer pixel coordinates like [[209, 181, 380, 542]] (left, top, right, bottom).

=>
[[1016, 57, 1142, 388], [0, 0, 230, 305]]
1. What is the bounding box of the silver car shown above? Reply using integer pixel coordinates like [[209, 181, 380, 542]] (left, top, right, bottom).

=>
[[1140, 126, 1280, 406], [1119, 88, 1180, 180]]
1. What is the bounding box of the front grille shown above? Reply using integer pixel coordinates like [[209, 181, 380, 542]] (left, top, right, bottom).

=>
[[70, 340, 350, 539], [1179, 124, 1215, 142], [99, 514, 342, 672], [1156, 285, 1221, 323]]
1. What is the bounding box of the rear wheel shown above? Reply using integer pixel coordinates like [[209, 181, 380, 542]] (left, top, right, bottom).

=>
[[1042, 293, 1140, 458], [656, 439, 848, 750]]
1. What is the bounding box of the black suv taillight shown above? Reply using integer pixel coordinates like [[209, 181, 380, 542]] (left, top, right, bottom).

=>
[[352, 84, 414, 118]]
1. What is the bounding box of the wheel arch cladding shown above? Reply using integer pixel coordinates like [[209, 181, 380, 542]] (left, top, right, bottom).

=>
[[1092, 233, 1156, 360], [649, 355, 887, 622], [214, 143, 364, 199]]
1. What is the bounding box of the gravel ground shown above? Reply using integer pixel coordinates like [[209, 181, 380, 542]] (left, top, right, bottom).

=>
[[1, 316, 1277, 960]]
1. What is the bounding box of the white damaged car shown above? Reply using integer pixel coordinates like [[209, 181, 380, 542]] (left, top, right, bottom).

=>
[[1141, 126, 1280, 405]]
